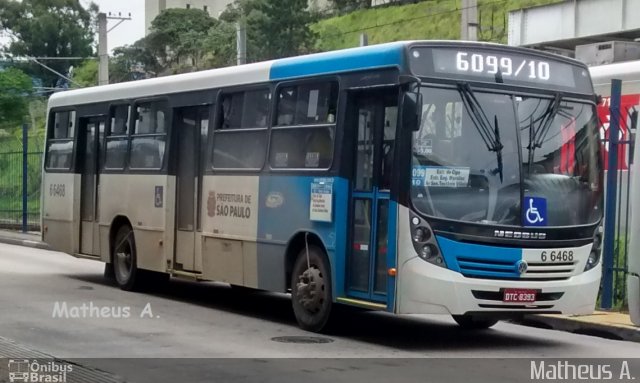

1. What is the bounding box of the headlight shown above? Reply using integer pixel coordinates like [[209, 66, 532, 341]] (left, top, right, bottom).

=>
[[410, 213, 446, 268], [412, 227, 431, 243], [584, 227, 603, 271]]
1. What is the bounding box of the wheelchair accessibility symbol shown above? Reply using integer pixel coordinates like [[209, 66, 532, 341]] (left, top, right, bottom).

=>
[[524, 197, 547, 227]]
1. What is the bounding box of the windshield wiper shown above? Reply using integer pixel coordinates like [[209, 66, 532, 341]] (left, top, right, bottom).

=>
[[533, 93, 562, 148], [526, 93, 563, 173], [457, 83, 504, 182]]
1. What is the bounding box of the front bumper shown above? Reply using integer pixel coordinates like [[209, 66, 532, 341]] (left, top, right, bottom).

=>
[[397, 256, 601, 316]]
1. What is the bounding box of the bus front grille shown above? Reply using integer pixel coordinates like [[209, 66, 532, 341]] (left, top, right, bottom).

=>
[[456, 257, 577, 280]]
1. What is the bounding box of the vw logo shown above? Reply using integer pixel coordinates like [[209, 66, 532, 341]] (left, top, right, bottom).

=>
[[516, 260, 528, 275]]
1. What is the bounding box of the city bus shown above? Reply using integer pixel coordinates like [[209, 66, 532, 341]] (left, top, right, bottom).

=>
[[590, 60, 640, 324], [42, 41, 603, 332]]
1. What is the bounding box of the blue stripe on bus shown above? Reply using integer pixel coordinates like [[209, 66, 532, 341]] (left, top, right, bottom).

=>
[[256, 175, 349, 300], [269, 42, 407, 80], [435, 235, 522, 279]]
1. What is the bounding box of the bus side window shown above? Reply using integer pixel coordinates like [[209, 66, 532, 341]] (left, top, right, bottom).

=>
[[105, 105, 130, 170], [212, 89, 270, 170], [270, 81, 338, 169], [46, 110, 76, 170], [130, 101, 168, 170]]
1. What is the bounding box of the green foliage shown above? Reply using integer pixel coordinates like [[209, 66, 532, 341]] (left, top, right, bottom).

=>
[[312, 0, 562, 51], [221, 0, 317, 61], [203, 22, 238, 69], [327, 0, 370, 14], [253, 0, 317, 59], [72, 59, 98, 88], [147, 8, 217, 70], [0, 0, 97, 88], [0, 67, 32, 131], [110, 38, 163, 81]]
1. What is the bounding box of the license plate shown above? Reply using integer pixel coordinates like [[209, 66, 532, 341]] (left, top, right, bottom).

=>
[[503, 288, 537, 303]]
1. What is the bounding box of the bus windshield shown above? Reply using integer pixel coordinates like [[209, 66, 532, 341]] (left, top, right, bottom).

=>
[[411, 86, 602, 227]]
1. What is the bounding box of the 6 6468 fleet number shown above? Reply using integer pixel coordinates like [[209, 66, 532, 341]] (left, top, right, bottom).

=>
[[540, 250, 574, 263]]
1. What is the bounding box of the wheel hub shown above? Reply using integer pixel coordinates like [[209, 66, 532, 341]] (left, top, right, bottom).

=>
[[115, 245, 132, 281], [296, 266, 325, 314]]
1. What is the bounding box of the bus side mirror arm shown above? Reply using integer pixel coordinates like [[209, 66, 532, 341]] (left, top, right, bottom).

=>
[[402, 91, 422, 132]]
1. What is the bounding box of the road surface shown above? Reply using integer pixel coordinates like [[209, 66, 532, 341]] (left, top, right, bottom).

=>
[[0, 243, 639, 382]]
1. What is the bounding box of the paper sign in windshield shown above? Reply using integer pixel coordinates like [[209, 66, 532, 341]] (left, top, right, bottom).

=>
[[413, 166, 470, 188], [413, 138, 433, 156]]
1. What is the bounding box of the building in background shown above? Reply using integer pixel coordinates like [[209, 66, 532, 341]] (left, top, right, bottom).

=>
[[508, 0, 640, 59]]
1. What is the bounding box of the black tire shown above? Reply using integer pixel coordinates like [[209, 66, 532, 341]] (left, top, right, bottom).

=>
[[291, 245, 333, 332], [230, 284, 258, 294], [112, 225, 140, 291], [104, 263, 115, 281], [452, 315, 499, 330]]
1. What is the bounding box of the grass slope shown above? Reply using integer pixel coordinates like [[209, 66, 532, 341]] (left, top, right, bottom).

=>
[[313, 0, 561, 51]]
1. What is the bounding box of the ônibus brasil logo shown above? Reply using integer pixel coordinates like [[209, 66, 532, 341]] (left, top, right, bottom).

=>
[[7, 359, 72, 383]]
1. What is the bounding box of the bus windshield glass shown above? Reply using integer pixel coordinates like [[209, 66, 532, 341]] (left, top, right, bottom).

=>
[[411, 86, 602, 227]]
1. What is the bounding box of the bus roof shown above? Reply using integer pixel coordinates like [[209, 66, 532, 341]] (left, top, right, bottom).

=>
[[47, 40, 590, 109], [589, 60, 640, 87], [47, 41, 409, 109]]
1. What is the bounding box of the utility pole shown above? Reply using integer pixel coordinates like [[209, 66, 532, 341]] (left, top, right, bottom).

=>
[[98, 13, 108, 85], [236, 18, 247, 65], [460, 0, 478, 41], [98, 11, 132, 85], [359, 33, 369, 47]]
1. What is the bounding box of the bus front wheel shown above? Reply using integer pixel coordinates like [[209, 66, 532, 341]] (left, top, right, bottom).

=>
[[291, 245, 332, 332], [452, 315, 499, 330], [112, 225, 140, 291]]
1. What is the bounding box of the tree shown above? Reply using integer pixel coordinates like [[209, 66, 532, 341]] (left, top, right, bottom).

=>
[[221, 0, 317, 62], [71, 59, 98, 87], [203, 22, 238, 69], [256, 0, 316, 59], [110, 38, 163, 81], [0, 67, 33, 130], [0, 0, 97, 88], [146, 8, 216, 70]]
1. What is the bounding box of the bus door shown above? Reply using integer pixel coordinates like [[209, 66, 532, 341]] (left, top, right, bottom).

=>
[[347, 90, 398, 305], [174, 106, 209, 271], [79, 116, 105, 255]]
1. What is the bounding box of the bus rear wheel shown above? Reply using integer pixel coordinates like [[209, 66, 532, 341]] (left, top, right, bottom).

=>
[[291, 245, 332, 332], [112, 225, 140, 291], [452, 315, 499, 330]]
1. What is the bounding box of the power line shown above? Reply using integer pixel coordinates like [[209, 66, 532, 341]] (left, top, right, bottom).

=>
[[1, 57, 96, 61]]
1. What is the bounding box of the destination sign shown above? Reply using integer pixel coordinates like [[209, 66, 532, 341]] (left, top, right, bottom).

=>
[[409, 47, 593, 93]]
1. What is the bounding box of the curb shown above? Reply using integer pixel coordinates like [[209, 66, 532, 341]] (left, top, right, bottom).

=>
[[519, 314, 640, 343], [0, 235, 49, 250]]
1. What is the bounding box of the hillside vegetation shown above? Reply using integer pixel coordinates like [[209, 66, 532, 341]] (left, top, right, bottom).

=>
[[313, 0, 561, 51]]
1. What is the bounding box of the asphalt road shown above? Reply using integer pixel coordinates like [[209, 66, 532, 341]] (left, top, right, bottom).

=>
[[1, 243, 639, 382]]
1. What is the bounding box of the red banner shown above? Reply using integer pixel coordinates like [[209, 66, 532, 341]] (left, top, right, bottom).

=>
[[597, 94, 640, 171]]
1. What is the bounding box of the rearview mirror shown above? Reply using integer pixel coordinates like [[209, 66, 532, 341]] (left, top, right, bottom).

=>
[[402, 91, 423, 132]]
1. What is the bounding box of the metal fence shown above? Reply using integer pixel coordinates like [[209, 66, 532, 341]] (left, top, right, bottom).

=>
[[0, 124, 43, 232], [600, 79, 637, 310]]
